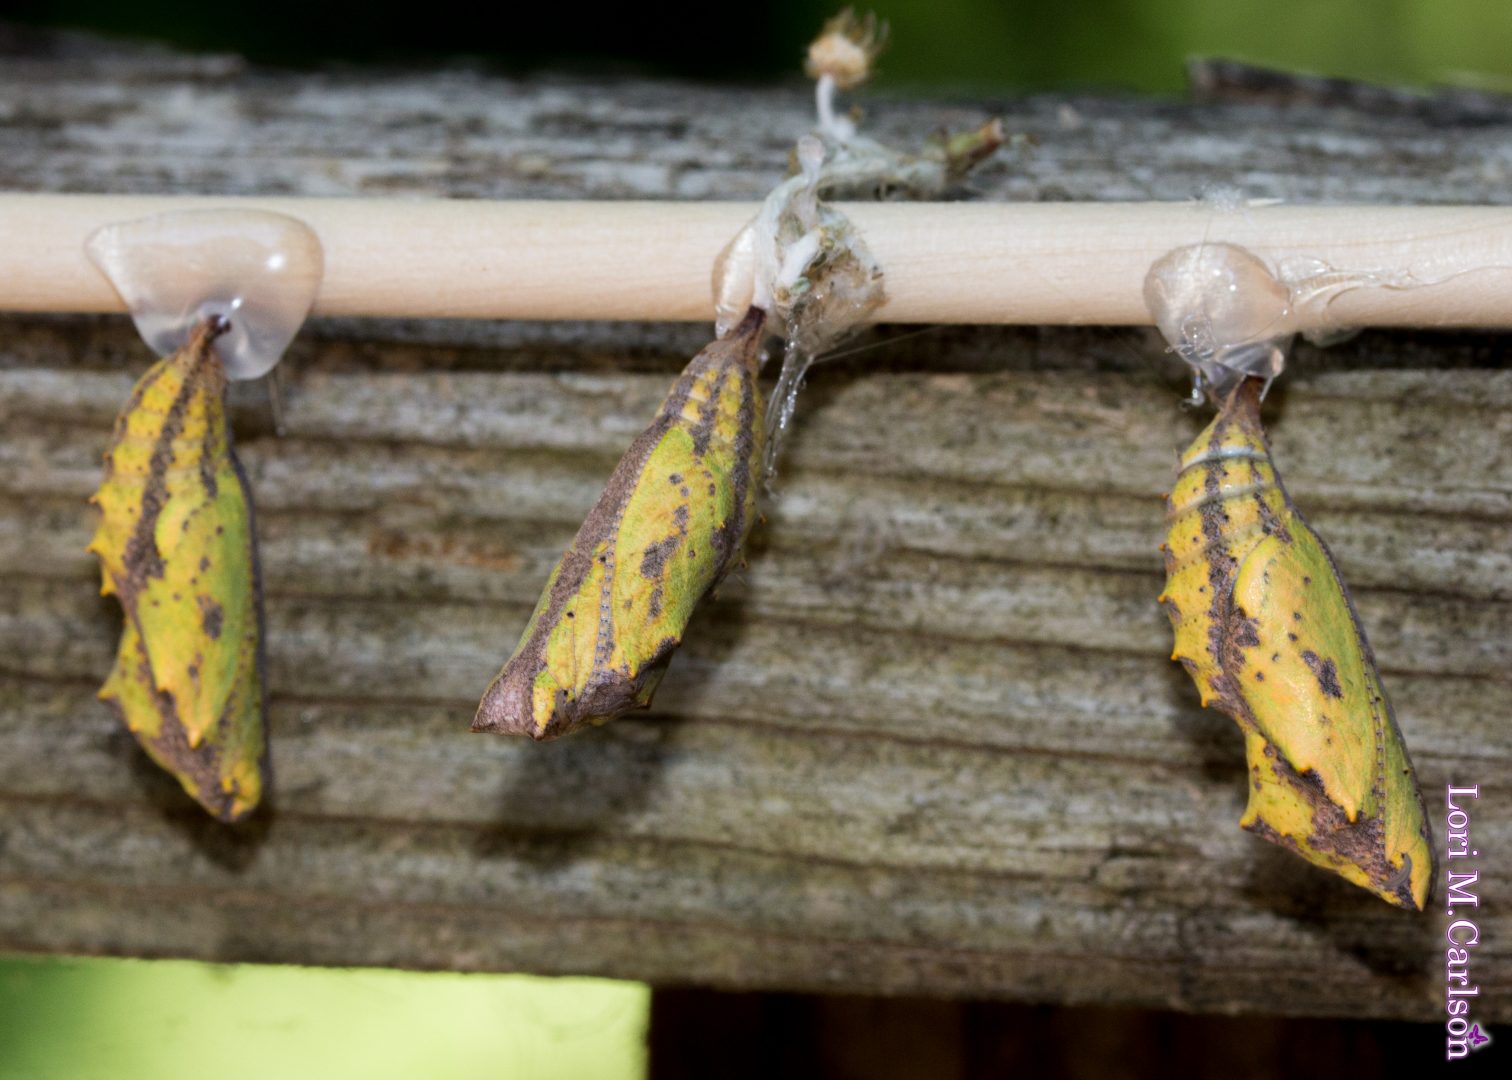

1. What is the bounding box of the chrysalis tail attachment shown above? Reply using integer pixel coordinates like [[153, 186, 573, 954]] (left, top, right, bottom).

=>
[[86, 208, 323, 382], [715, 15, 1004, 488], [1144, 242, 1294, 406]]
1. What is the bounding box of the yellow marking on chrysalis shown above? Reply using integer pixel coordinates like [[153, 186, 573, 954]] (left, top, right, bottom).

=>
[[474, 307, 766, 740], [1160, 379, 1434, 909], [89, 317, 267, 822]]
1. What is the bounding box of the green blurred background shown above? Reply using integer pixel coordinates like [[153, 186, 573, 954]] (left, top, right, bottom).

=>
[[0, 957, 648, 1080], [2, 1, 1506, 1077], [8, 0, 1512, 90]]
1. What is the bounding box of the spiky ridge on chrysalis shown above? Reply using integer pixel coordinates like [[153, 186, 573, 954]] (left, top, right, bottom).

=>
[[473, 306, 766, 740], [88, 317, 267, 821], [1160, 378, 1434, 909]]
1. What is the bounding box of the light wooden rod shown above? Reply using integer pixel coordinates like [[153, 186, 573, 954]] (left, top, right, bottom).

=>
[[3, 194, 1512, 327]]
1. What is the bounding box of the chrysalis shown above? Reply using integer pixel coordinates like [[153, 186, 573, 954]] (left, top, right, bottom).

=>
[[1161, 381, 1434, 908], [1150, 243, 1434, 909], [89, 317, 267, 820], [477, 11, 1001, 741], [85, 209, 322, 820], [473, 307, 767, 740]]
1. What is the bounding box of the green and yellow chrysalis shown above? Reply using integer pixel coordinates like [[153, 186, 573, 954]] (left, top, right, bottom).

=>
[[1160, 378, 1434, 909], [473, 306, 766, 740], [88, 316, 267, 821]]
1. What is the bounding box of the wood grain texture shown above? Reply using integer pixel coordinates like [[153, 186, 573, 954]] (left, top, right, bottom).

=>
[[1, 31, 1509, 1020]]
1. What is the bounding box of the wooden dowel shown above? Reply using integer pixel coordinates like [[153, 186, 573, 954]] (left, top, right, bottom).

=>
[[4, 194, 1512, 327]]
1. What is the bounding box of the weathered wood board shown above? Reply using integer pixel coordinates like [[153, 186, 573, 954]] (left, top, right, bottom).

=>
[[0, 33, 1508, 1020]]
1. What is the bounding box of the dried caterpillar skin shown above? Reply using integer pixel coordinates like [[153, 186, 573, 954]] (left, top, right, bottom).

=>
[[1160, 379, 1433, 909], [473, 306, 766, 740], [88, 318, 267, 821]]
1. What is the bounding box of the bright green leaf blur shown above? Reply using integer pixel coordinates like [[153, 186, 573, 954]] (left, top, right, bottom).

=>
[[0, 955, 648, 1080], [10, 0, 1512, 89], [867, 0, 1512, 91]]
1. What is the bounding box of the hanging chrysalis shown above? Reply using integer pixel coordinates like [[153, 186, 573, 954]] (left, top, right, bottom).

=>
[[473, 306, 768, 740], [1147, 242, 1434, 909], [85, 209, 323, 821], [475, 10, 1003, 741]]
